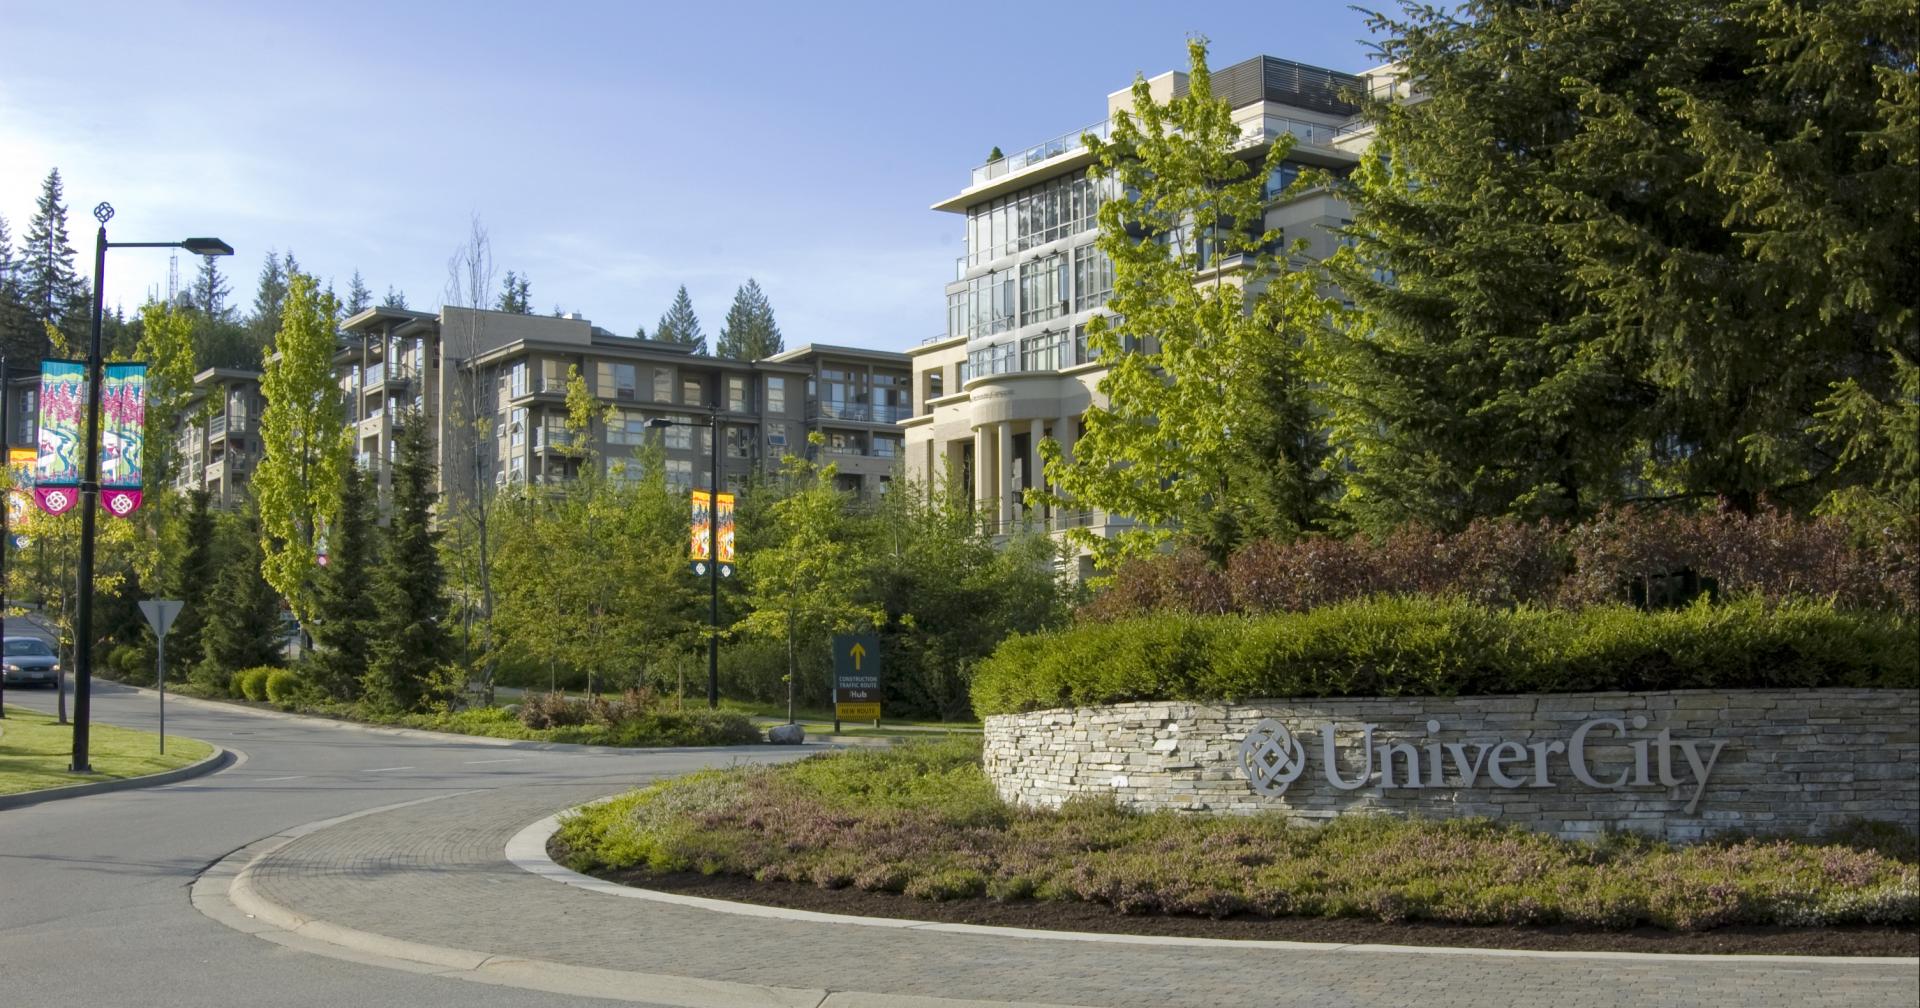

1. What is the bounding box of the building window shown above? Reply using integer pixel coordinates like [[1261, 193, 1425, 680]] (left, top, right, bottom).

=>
[[1020, 330, 1067, 372], [1073, 244, 1113, 311], [510, 407, 527, 447], [682, 377, 705, 407], [606, 409, 648, 445], [599, 362, 637, 400], [926, 371, 943, 400], [653, 367, 674, 403], [725, 426, 753, 459], [663, 422, 691, 451], [766, 376, 786, 413], [539, 358, 569, 392], [872, 435, 900, 458], [1019, 252, 1068, 326], [509, 362, 529, 399], [727, 375, 749, 412], [664, 458, 692, 490]]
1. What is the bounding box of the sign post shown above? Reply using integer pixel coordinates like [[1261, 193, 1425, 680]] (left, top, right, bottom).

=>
[[138, 599, 183, 753], [831, 632, 882, 733]]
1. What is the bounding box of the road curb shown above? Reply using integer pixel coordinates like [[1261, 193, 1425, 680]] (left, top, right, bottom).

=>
[[0, 744, 233, 811], [510, 807, 1920, 966], [195, 796, 1097, 1008]]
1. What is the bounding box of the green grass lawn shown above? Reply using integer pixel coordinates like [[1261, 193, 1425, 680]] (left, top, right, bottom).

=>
[[0, 707, 213, 796]]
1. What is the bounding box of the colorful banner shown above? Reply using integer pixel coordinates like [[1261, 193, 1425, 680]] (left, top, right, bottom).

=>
[[100, 362, 147, 517], [7, 447, 33, 546], [690, 489, 712, 561], [715, 492, 736, 564], [33, 360, 85, 515]]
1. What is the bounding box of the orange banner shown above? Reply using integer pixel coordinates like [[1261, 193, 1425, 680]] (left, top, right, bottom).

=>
[[690, 490, 712, 561], [716, 492, 736, 564]]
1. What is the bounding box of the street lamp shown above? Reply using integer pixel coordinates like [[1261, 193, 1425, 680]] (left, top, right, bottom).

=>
[[70, 202, 230, 772], [647, 408, 721, 709]]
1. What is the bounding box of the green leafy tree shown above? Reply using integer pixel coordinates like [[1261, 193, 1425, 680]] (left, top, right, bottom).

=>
[[1039, 39, 1334, 566], [197, 508, 284, 679], [137, 300, 198, 489], [255, 270, 349, 628], [20, 168, 85, 352], [344, 270, 373, 315], [716, 278, 783, 360], [363, 415, 456, 712], [307, 464, 378, 700], [735, 440, 884, 717], [654, 285, 706, 354], [495, 271, 533, 314]]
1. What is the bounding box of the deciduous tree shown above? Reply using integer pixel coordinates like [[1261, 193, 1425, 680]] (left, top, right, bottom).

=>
[[255, 270, 348, 627]]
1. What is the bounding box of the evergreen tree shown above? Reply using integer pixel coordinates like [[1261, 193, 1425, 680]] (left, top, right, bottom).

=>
[[654, 285, 705, 354], [192, 255, 232, 320], [381, 286, 409, 309], [363, 414, 454, 712], [495, 271, 532, 314], [716, 278, 783, 360], [165, 491, 218, 674], [1326, 0, 1916, 528], [308, 464, 377, 700], [197, 509, 285, 678], [248, 251, 288, 349], [345, 270, 373, 315], [632, 322, 647, 340], [20, 168, 85, 353], [0, 212, 36, 363]]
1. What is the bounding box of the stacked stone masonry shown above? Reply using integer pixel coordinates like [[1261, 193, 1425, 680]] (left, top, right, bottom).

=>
[[982, 689, 1920, 842]]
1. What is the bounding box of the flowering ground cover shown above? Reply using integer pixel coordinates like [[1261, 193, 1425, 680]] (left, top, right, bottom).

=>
[[554, 738, 1918, 951]]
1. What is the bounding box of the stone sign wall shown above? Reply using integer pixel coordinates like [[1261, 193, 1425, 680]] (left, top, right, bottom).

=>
[[981, 689, 1919, 841]]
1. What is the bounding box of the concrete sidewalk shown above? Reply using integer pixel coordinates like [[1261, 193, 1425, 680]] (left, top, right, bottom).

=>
[[193, 785, 1920, 1008]]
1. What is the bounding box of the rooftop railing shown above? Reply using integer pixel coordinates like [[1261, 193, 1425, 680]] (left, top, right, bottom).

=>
[[970, 119, 1113, 187]]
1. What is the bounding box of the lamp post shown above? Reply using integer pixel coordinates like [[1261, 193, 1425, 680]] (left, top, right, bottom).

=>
[[647, 407, 721, 709], [71, 202, 230, 772]]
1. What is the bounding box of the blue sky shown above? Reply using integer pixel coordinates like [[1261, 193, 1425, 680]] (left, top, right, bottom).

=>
[[1, 1, 1380, 353]]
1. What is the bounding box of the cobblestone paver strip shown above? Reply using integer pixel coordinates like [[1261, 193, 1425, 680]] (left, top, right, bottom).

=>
[[243, 786, 1920, 1008]]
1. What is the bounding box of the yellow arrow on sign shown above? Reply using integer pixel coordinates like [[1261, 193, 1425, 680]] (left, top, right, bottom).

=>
[[849, 642, 866, 670]]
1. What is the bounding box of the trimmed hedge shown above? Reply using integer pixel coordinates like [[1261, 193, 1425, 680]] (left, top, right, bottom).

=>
[[234, 666, 276, 702], [972, 597, 1916, 717]]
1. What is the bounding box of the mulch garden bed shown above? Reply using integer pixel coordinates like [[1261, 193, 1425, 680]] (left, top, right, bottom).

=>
[[565, 851, 1919, 957]]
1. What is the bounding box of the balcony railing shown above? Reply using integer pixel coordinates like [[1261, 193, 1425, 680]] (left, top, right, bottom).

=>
[[808, 402, 912, 424], [971, 119, 1113, 187], [533, 429, 576, 453]]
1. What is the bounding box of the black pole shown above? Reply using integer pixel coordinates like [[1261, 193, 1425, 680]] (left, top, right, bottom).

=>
[[707, 410, 719, 709], [72, 220, 108, 772]]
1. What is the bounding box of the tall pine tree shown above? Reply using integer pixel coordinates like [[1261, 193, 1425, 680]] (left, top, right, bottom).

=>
[[344, 270, 373, 315], [716, 278, 783, 360], [0, 212, 36, 363], [248, 251, 288, 350], [654, 285, 706, 354], [193, 255, 232, 320], [363, 414, 455, 712], [20, 168, 85, 354], [495, 271, 532, 313], [165, 491, 218, 675], [309, 464, 378, 700]]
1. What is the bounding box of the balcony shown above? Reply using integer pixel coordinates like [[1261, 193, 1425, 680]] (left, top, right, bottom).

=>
[[532, 429, 577, 454], [971, 119, 1113, 187], [208, 414, 251, 440], [807, 402, 912, 424]]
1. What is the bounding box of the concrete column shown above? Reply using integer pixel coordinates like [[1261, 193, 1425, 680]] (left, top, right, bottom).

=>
[[1006, 418, 1021, 526], [1054, 415, 1078, 531], [1027, 418, 1046, 527], [973, 424, 991, 517]]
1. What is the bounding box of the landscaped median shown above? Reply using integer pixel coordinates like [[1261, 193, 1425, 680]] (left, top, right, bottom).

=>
[[0, 707, 214, 797], [551, 737, 1919, 953]]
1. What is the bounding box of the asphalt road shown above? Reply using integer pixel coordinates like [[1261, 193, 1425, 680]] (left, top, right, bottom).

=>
[[0, 663, 798, 1007]]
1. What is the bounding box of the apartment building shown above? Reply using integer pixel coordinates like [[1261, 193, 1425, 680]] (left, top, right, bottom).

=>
[[764, 344, 911, 497], [170, 368, 266, 508], [339, 305, 908, 504], [904, 54, 1392, 575]]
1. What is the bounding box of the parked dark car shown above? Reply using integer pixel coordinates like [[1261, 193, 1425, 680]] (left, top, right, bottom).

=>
[[2, 636, 60, 687]]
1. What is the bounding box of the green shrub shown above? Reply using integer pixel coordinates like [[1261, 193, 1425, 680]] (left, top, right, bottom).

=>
[[972, 596, 1915, 716], [264, 669, 305, 708], [235, 666, 276, 702], [187, 663, 231, 697]]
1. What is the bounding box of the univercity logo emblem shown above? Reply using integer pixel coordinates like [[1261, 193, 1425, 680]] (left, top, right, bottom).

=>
[[1238, 718, 1307, 796]]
